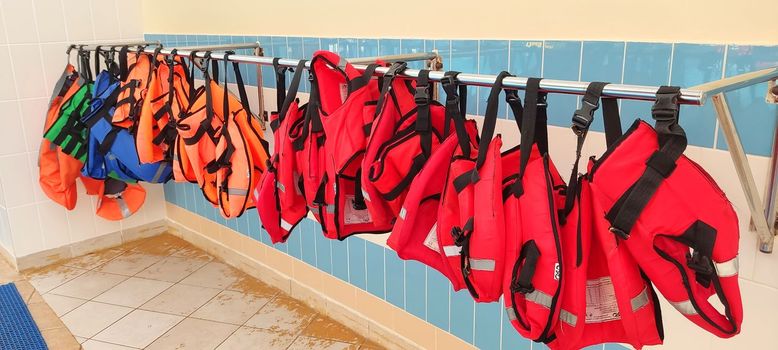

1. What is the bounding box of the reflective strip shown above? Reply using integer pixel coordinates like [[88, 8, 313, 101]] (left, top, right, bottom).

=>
[[506, 307, 517, 321], [107, 154, 117, 160], [361, 189, 371, 202], [669, 300, 698, 316], [715, 256, 739, 277], [469, 258, 495, 272], [631, 287, 650, 312], [117, 197, 132, 218], [337, 57, 347, 70], [151, 165, 166, 183], [560, 309, 577, 326], [443, 245, 461, 257], [227, 188, 249, 196], [327, 205, 335, 214], [399, 207, 407, 220], [253, 188, 260, 199], [525, 290, 553, 309], [276, 182, 286, 193], [281, 219, 293, 231]]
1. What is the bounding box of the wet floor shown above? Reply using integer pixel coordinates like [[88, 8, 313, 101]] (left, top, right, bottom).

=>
[[22, 234, 384, 350]]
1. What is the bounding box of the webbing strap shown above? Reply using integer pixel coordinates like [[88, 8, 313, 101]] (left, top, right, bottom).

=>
[[509, 78, 548, 197], [374, 62, 407, 118], [415, 69, 433, 158], [440, 71, 470, 157], [510, 240, 541, 294], [273, 57, 288, 112], [277, 60, 308, 126], [475, 71, 511, 170], [607, 86, 687, 238]]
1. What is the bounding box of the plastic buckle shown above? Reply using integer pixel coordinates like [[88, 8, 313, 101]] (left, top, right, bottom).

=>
[[536, 93, 548, 107], [609, 226, 630, 240], [571, 99, 598, 135], [652, 92, 680, 121], [451, 227, 467, 247], [687, 251, 714, 276], [414, 85, 430, 105], [440, 74, 457, 87], [505, 90, 521, 104]]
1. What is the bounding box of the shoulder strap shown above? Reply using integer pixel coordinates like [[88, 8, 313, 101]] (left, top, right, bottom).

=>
[[277, 60, 308, 126], [475, 71, 512, 169], [272, 58, 288, 113], [440, 71, 470, 157], [415, 70, 433, 157], [374, 62, 407, 117], [509, 77, 547, 197]]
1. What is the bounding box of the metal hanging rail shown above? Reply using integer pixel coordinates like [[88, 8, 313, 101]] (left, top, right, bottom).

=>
[[70, 41, 161, 51], [79, 45, 778, 253], [175, 42, 261, 51]]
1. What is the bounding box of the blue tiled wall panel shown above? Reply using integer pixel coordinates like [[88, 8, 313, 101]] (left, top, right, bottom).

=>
[[365, 242, 385, 299], [426, 268, 450, 330], [620, 42, 673, 131], [450, 40, 479, 116], [671, 44, 724, 148], [449, 289, 474, 343], [384, 249, 405, 309], [477, 40, 509, 118], [580, 41, 625, 133], [542, 41, 582, 127], [404, 260, 427, 320], [331, 239, 350, 283], [474, 301, 502, 350], [314, 229, 333, 273], [378, 39, 401, 56], [347, 238, 367, 290], [358, 39, 378, 58], [401, 39, 426, 69]]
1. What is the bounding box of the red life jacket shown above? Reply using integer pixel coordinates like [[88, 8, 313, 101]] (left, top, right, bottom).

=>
[[552, 82, 666, 349], [387, 71, 477, 290], [435, 72, 519, 303], [362, 65, 457, 228], [586, 86, 742, 338], [502, 78, 570, 343], [307, 51, 387, 239], [255, 59, 310, 243]]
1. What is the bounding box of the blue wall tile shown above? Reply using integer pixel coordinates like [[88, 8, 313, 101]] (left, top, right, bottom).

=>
[[163, 182, 175, 203], [509, 40, 543, 78], [300, 220, 317, 266], [365, 242, 385, 299], [671, 43, 724, 148], [449, 289, 474, 343], [302, 37, 321, 92], [321, 38, 339, 53], [404, 260, 427, 320], [358, 39, 379, 58], [621, 42, 672, 130], [426, 268, 450, 330], [348, 238, 366, 289], [246, 208, 262, 242], [401, 39, 425, 69], [477, 40, 509, 118], [339, 38, 358, 58], [331, 239, 350, 282], [474, 301, 501, 350], [384, 250, 405, 309], [603, 343, 628, 350], [379, 39, 401, 56], [718, 45, 778, 156], [451, 40, 479, 116], [286, 224, 303, 260], [315, 230, 332, 273], [580, 41, 626, 132], [259, 36, 275, 89], [543, 41, 582, 127]]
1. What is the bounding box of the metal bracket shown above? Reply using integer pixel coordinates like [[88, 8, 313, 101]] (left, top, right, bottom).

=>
[[427, 49, 444, 101], [255, 43, 267, 130]]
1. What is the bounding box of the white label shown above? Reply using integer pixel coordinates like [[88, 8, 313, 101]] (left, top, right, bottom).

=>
[[339, 83, 348, 103], [344, 195, 371, 224], [585, 277, 620, 323], [423, 223, 439, 252], [553, 263, 560, 281]]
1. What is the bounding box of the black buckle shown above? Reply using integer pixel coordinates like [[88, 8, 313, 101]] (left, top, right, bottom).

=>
[[571, 99, 599, 135], [536, 93, 548, 107], [415, 85, 430, 105], [652, 92, 680, 121], [687, 251, 714, 276], [505, 90, 521, 104], [451, 227, 467, 247], [609, 226, 630, 240], [440, 74, 456, 87]]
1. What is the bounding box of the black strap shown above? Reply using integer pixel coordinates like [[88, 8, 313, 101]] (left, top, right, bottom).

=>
[[440, 71, 470, 156], [374, 62, 407, 117], [451, 218, 480, 299], [273, 58, 288, 113], [228, 52, 253, 117], [349, 63, 379, 93], [508, 78, 547, 197], [276, 60, 307, 128], [510, 240, 541, 294], [474, 71, 511, 170], [415, 70, 433, 158], [606, 86, 687, 238], [118, 46, 129, 81], [353, 169, 367, 210], [94, 46, 102, 76], [187, 50, 199, 101]]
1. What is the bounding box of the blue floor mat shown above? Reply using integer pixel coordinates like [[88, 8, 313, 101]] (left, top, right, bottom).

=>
[[0, 283, 48, 350]]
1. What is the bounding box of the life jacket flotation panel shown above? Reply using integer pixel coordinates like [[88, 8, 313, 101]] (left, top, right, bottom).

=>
[[176, 52, 223, 204], [255, 59, 310, 243], [552, 82, 664, 350], [94, 178, 146, 221], [39, 62, 86, 210], [42, 66, 92, 163], [585, 86, 742, 338], [309, 51, 387, 239], [362, 65, 456, 228], [137, 48, 192, 166], [387, 71, 477, 289], [208, 53, 270, 218], [436, 72, 517, 303], [503, 78, 570, 343], [112, 47, 154, 129]]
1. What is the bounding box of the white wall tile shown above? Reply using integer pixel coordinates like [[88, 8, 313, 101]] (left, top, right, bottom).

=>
[[709, 280, 778, 350], [27, 152, 45, 203], [33, 0, 68, 43], [0, 1, 7, 45], [62, 0, 95, 42], [144, 184, 166, 223], [19, 97, 47, 153], [0, 46, 17, 100], [116, 0, 142, 40], [0, 208, 13, 255], [37, 200, 71, 250], [8, 204, 44, 256], [89, 0, 120, 41], [90, 196, 121, 236], [40, 43, 73, 94], [9, 44, 46, 99], [0, 101, 27, 156], [0, 154, 35, 208], [0, 0, 38, 44], [66, 180, 97, 243]]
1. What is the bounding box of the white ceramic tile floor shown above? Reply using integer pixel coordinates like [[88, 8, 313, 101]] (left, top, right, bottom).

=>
[[24, 234, 382, 349]]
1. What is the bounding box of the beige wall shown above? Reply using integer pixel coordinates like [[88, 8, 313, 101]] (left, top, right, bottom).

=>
[[142, 0, 778, 44]]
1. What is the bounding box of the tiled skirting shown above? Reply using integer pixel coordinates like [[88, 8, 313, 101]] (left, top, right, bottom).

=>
[[164, 202, 475, 350]]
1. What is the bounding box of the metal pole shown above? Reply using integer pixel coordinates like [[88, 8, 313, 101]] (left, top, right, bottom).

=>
[[254, 44, 267, 130], [711, 93, 775, 252], [175, 43, 260, 51], [73, 41, 161, 50]]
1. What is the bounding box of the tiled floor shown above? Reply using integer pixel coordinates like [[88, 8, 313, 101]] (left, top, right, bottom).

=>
[[23, 234, 384, 350]]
